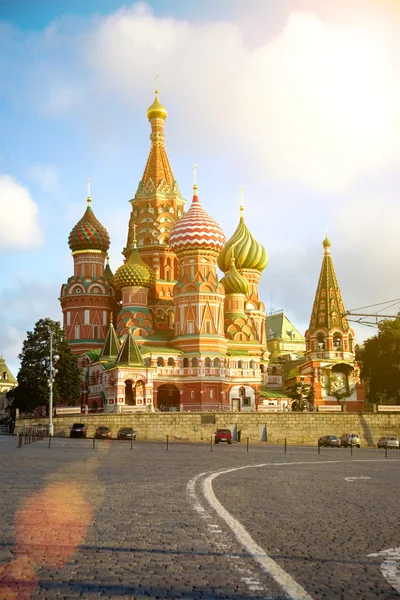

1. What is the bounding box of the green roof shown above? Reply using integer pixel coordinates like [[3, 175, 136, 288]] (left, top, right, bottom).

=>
[[260, 388, 288, 398], [266, 312, 305, 342], [100, 323, 120, 359], [116, 331, 144, 366], [0, 356, 17, 384]]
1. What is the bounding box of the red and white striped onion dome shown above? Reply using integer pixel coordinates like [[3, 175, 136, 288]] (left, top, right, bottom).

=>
[[169, 188, 226, 253]]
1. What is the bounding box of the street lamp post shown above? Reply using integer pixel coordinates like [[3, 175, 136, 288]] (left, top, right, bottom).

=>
[[47, 328, 60, 437]]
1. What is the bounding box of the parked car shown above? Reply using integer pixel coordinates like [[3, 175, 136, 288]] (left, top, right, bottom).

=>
[[214, 428, 232, 444], [70, 423, 87, 439], [117, 427, 136, 440], [318, 435, 341, 447], [94, 426, 112, 439], [377, 436, 399, 449], [340, 433, 361, 448]]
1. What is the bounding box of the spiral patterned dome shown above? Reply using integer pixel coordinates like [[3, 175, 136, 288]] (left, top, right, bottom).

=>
[[218, 210, 268, 273], [68, 199, 110, 253], [147, 90, 168, 121], [169, 189, 226, 253], [220, 258, 249, 295], [114, 244, 156, 290]]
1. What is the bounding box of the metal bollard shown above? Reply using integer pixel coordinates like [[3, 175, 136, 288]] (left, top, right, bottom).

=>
[[18, 433, 23, 448], [318, 442, 320, 455], [246, 437, 249, 453], [131, 436, 133, 450], [350, 442, 353, 456], [385, 444, 388, 458], [166, 435, 169, 451], [93, 436, 95, 449], [48, 434, 51, 449], [284, 438, 287, 454], [210, 436, 213, 452]]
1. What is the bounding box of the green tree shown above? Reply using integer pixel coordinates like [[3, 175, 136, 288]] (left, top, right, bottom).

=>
[[11, 318, 82, 414], [286, 381, 314, 412], [356, 316, 400, 406]]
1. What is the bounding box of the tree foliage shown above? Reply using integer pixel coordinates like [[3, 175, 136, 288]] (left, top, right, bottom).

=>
[[356, 317, 400, 405], [286, 381, 314, 412], [11, 318, 82, 414]]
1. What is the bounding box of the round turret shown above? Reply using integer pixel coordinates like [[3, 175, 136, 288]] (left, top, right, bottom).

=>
[[220, 258, 249, 295], [147, 90, 168, 121], [114, 244, 156, 290], [68, 198, 110, 253], [169, 188, 225, 253], [218, 208, 267, 272]]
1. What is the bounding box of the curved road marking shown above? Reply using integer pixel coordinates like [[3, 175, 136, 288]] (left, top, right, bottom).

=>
[[368, 547, 400, 593], [189, 459, 400, 600]]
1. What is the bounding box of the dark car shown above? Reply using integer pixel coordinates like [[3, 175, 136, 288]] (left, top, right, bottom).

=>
[[70, 423, 87, 438], [318, 435, 341, 447], [214, 428, 232, 444], [94, 426, 112, 439], [117, 427, 136, 440]]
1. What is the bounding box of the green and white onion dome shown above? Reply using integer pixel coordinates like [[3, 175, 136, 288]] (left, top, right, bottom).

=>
[[218, 211, 267, 273], [220, 258, 249, 295]]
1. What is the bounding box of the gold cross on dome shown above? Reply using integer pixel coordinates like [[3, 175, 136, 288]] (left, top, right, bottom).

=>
[[239, 187, 245, 213], [87, 178, 92, 198], [132, 223, 137, 243], [192, 164, 198, 187], [154, 73, 159, 93]]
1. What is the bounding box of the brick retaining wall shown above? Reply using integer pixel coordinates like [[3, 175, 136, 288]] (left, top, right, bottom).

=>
[[16, 413, 400, 446]]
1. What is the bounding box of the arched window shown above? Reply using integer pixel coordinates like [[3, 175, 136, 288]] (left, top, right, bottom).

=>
[[144, 357, 151, 367], [260, 364, 265, 373], [239, 386, 246, 398], [317, 333, 325, 350], [167, 357, 175, 366], [204, 357, 211, 368], [213, 358, 220, 368], [249, 360, 254, 369], [333, 333, 342, 349], [192, 357, 198, 368], [183, 357, 189, 368], [157, 357, 165, 367], [238, 360, 243, 369], [349, 335, 354, 353]]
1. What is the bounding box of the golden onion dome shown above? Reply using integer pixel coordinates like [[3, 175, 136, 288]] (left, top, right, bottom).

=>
[[114, 244, 156, 290], [147, 90, 168, 121], [218, 208, 268, 273], [220, 257, 249, 295]]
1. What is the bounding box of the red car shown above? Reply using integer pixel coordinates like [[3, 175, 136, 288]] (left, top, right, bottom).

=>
[[214, 428, 232, 444]]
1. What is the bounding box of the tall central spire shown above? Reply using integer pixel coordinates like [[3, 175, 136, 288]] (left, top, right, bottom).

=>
[[138, 90, 176, 194]]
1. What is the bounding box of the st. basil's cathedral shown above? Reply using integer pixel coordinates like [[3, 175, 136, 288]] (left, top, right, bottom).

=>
[[60, 91, 365, 413]]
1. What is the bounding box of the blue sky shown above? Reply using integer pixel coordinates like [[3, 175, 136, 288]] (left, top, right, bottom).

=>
[[1, 0, 400, 375]]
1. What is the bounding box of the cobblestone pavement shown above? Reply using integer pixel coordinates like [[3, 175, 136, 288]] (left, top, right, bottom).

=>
[[0, 435, 399, 599]]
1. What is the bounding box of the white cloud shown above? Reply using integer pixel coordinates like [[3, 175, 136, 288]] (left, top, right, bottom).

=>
[[28, 164, 60, 192], [81, 5, 400, 192], [0, 175, 44, 250]]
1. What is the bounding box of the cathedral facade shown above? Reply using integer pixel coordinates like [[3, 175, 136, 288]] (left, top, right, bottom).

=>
[[60, 91, 269, 413]]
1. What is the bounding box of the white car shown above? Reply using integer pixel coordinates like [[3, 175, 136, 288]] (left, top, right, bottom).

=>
[[377, 436, 399, 449]]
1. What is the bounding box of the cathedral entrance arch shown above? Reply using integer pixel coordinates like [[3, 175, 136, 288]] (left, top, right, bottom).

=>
[[125, 380, 134, 405], [157, 384, 180, 411]]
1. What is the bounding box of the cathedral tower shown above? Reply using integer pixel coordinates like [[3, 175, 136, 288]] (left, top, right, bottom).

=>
[[60, 192, 117, 354], [301, 236, 364, 411], [124, 90, 186, 335], [169, 181, 227, 354]]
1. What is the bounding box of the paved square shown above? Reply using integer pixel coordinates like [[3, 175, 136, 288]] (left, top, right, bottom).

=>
[[0, 436, 399, 599]]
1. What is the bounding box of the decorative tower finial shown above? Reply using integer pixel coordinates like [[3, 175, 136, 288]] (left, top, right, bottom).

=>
[[154, 73, 159, 93], [239, 187, 245, 216], [192, 164, 198, 193], [132, 223, 137, 248], [87, 178, 92, 204]]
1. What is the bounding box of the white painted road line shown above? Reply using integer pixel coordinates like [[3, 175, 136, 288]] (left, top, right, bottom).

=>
[[368, 547, 400, 594], [202, 469, 314, 600], [189, 459, 400, 600], [343, 476, 371, 481]]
